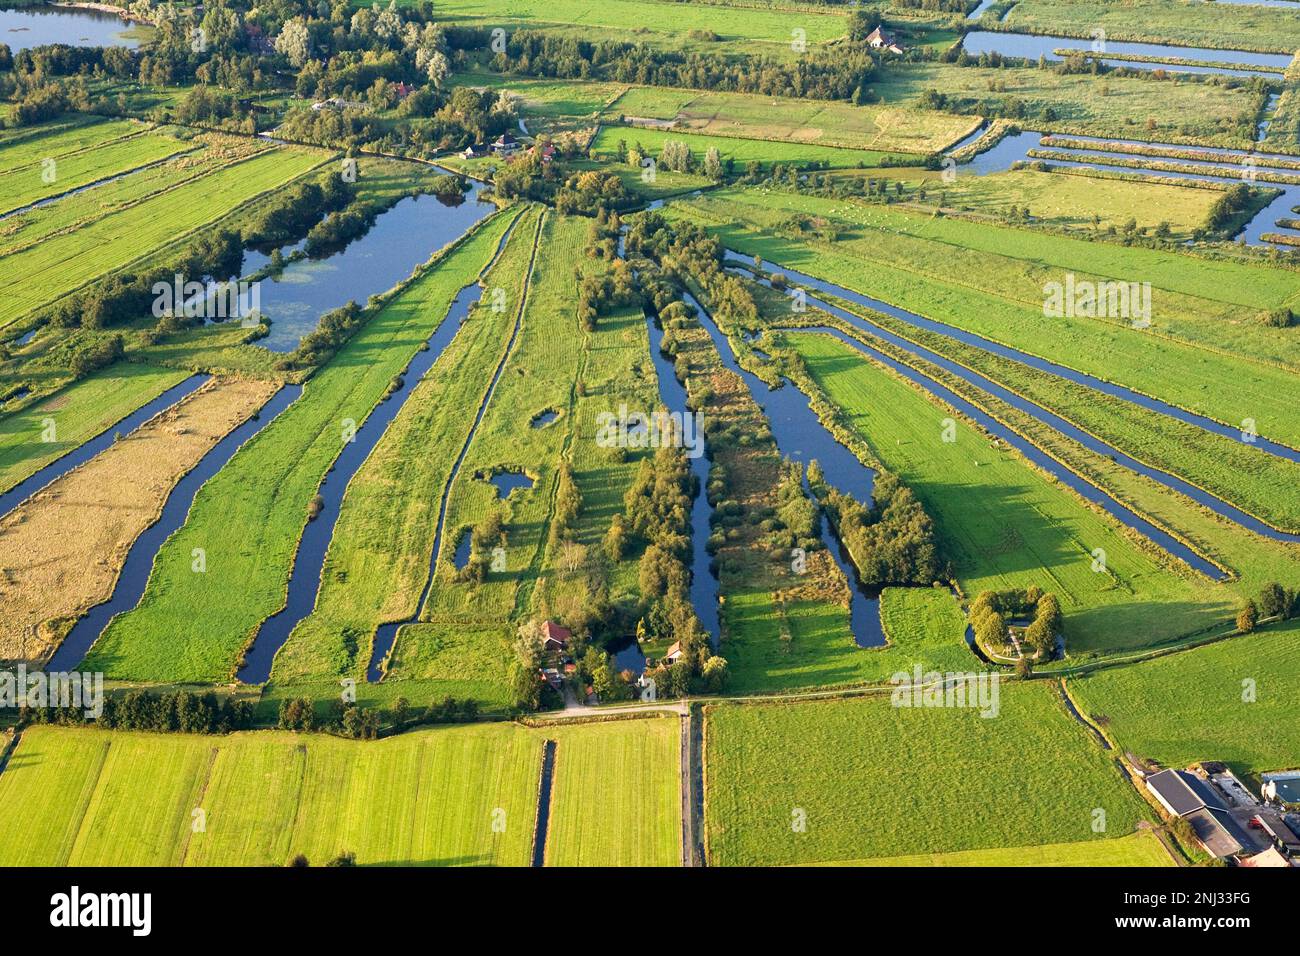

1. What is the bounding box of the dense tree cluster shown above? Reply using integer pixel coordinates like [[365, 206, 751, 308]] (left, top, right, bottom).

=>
[[459, 28, 880, 102], [578, 259, 637, 331], [622, 443, 717, 694], [25, 689, 255, 733], [456, 508, 506, 585], [1238, 580, 1300, 633], [820, 471, 941, 588], [243, 170, 355, 248], [278, 696, 398, 738], [969, 586, 1063, 658], [494, 150, 630, 216], [43, 227, 241, 333], [284, 300, 363, 369]]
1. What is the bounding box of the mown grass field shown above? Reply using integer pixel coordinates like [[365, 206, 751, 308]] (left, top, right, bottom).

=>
[[604, 85, 978, 155], [592, 124, 903, 172], [544, 717, 681, 866], [936, 167, 1223, 237], [724, 585, 977, 694], [0, 363, 189, 494], [704, 685, 1151, 866], [1069, 618, 1300, 777], [0, 724, 539, 866], [0, 115, 136, 170], [1, 144, 328, 330], [268, 206, 535, 685], [0, 124, 188, 216], [812, 831, 1173, 867], [784, 330, 1217, 653], [0, 717, 681, 866], [423, 0, 847, 58], [81, 210, 519, 683], [0, 131, 266, 260], [665, 191, 1300, 445]]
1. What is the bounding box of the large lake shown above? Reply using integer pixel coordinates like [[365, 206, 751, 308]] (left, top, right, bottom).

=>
[[0, 6, 144, 52]]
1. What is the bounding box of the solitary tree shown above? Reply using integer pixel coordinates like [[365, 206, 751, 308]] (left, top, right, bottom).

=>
[[1237, 600, 1259, 634]]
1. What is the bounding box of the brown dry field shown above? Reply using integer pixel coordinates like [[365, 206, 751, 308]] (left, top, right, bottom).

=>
[[0, 376, 278, 661]]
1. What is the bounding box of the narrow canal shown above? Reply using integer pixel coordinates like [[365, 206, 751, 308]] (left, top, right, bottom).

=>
[[0, 374, 209, 521], [683, 290, 887, 648], [643, 308, 722, 648], [47, 383, 302, 671], [365, 214, 538, 683], [724, 250, 1300, 464]]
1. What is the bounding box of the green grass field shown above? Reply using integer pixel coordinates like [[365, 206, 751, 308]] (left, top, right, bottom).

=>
[[528, 301, 661, 624], [935, 167, 1223, 237], [665, 191, 1300, 445], [1069, 618, 1300, 777], [0, 133, 264, 260], [418, 213, 583, 625], [592, 124, 904, 172], [724, 585, 977, 694], [0, 116, 134, 170], [783, 330, 1218, 654], [0, 724, 538, 866], [0, 124, 188, 217], [266, 206, 534, 685], [0, 717, 681, 866], [604, 85, 978, 155], [813, 831, 1173, 867], [1, 144, 328, 330], [544, 717, 681, 866], [793, 276, 1300, 535], [871, 62, 1269, 147], [450, 72, 624, 119], [704, 685, 1151, 866], [424, 0, 848, 58], [81, 210, 520, 683], [0, 363, 190, 494], [1001, 0, 1300, 54]]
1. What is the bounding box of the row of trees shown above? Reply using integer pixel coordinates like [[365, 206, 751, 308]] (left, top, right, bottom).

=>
[[277, 697, 382, 739], [25, 689, 255, 734], [459, 27, 880, 103]]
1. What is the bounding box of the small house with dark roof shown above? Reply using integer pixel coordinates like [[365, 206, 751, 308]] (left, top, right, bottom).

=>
[[462, 142, 489, 159], [540, 620, 571, 654], [491, 132, 521, 156]]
